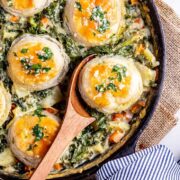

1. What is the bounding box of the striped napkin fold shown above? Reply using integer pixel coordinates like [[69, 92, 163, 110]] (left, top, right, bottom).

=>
[[97, 145, 180, 180]]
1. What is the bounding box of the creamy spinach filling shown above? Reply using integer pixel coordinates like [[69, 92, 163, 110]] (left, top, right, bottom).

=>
[[0, 0, 158, 175]]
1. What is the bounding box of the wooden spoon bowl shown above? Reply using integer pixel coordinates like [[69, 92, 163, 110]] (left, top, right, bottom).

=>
[[30, 55, 96, 180]]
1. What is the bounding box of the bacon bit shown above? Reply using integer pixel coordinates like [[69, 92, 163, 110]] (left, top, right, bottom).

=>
[[109, 130, 124, 143], [131, 104, 141, 113], [125, 111, 133, 122], [24, 165, 33, 178], [45, 107, 59, 115], [53, 163, 63, 171], [41, 17, 49, 25], [10, 16, 19, 23], [136, 44, 145, 55], [134, 18, 141, 24], [139, 143, 146, 150], [112, 112, 126, 121], [25, 165, 32, 172], [26, 171, 33, 178], [11, 103, 16, 110], [131, 0, 138, 5], [138, 100, 146, 107], [155, 68, 159, 81]]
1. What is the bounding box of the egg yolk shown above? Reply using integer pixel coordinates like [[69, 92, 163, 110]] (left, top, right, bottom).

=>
[[10, 42, 58, 85], [73, 0, 118, 44], [88, 64, 131, 107], [12, 0, 34, 10], [14, 115, 59, 158]]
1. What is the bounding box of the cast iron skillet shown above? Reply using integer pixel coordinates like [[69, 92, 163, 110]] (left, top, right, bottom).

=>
[[0, 0, 165, 179]]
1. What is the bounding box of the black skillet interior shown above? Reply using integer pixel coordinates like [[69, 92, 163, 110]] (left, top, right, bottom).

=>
[[0, 0, 165, 179]]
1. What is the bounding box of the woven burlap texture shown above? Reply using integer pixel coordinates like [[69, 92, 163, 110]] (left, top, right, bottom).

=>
[[136, 0, 180, 151]]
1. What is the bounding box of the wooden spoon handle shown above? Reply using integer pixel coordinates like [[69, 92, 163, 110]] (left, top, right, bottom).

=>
[[30, 114, 95, 180]]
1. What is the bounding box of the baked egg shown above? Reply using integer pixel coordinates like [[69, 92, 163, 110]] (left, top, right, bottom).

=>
[[78, 56, 144, 114], [7, 34, 69, 92], [64, 0, 125, 47], [0, 0, 51, 17], [8, 110, 60, 168]]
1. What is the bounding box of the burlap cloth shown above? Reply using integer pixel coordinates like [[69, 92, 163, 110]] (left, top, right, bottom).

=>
[[136, 0, 180, 151]]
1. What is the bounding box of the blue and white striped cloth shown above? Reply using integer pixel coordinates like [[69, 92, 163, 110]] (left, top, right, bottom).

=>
[[96, 145, 180, 180]]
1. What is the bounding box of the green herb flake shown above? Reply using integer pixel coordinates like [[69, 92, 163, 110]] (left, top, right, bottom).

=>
[[75, 2, 82, 12], [21, 48, 28, 54], [106, 83, 117, 91], [42, 67, 51, 73], [32, 124, 44, 142], [90, 6, 110, 33], [112, 65, 127, 82], [95, 84, 106, 93], [37, 47, 53, 61], [20, 58, 51, 75]]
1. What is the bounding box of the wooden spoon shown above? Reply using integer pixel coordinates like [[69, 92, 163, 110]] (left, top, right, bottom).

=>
[[30, 55, 96, 180]]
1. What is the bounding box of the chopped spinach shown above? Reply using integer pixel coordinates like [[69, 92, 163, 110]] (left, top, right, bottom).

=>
[[0, 129, 7, 153], [14, 162, 26, 174], [33, 107, 45, 118]]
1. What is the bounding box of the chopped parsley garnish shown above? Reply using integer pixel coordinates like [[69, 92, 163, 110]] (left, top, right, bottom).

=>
[[95, 84, 106, 93], [90, 6, 110, 33], [98, 19, 110, 33], [95, 83, 117, 93], [107, 83, 117, 91], [21, 48, 28, 54], [32, 124, 44, 142], [20, 58, 51, 75], [37, 47, 53, 61], [112, 65, 127, 82], [75, 1, 82, 11]]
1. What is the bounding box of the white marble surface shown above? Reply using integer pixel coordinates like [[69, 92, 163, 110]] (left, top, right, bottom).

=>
[[159, 0, 180, 161]]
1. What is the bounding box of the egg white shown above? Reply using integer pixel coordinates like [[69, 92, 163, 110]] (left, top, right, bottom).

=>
[[64, 0, 125, 47], [0, 0, 52, 17], [78, 56, 144, 114], [8, 111, 60, 168], [7, 34, 69, 92]]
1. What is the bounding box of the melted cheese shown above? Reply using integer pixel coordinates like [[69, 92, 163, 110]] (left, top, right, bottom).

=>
[[13, 0, 34, 10], [64, 0, 125, 46], [0, 0, 51, 16]]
